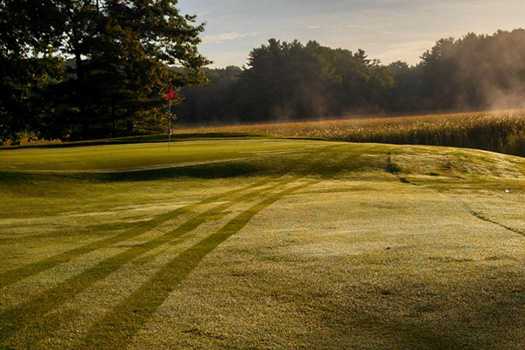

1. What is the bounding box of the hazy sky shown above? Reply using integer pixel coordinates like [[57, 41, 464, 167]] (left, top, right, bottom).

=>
[[178, 0, 525, 68]]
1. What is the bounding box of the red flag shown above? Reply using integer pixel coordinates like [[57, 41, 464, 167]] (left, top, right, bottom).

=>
[[163, 86, 177, 101]]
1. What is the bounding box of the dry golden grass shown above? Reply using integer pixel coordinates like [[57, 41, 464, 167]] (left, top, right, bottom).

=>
[[175, 109, 525, 157]]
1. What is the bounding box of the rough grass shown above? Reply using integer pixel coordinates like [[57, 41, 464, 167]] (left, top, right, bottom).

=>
[[172, 109, 525, 157], [0, 137, 524, 349]]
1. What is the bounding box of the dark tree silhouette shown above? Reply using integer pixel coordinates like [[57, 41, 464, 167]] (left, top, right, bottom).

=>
[[1, 0, 208, 142]]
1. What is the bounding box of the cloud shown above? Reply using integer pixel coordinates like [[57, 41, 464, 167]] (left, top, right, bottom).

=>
[[202, 32, 258, 44], [183, 0, 525, 66], [307, 25, 322, 30], [375, 40, 436, 65]]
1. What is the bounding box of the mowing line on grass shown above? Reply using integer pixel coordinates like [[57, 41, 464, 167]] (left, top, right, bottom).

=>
[[0, 180, 269, 289], [76, 179, 319, 350], [0, 178, 293, 344], [465, 206, 525, 238], [0, 145, 339, 347], [396, 173, 525, 239], [1, 158, 250, 175], [0, 144, 342, 289]]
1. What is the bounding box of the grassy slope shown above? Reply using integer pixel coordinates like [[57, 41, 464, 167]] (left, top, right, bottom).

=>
[[0, 138, 318, 172], [0, 138, 524, 350]]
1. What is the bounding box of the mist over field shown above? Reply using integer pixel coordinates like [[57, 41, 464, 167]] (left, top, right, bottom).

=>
[[177, 30, 525, 124]]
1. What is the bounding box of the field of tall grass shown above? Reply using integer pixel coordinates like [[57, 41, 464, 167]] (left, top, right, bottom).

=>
[[175, 110, 525, 157]]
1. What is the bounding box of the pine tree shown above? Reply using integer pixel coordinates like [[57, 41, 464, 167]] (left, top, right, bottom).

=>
[[1, 0, 209, 141]]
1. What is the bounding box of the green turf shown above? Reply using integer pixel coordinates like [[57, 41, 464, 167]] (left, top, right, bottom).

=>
[[0, 138, 328, 172], [0, 138, 524, 349]]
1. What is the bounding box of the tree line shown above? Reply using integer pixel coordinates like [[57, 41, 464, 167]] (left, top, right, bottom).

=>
[[2, 1, 525, 142], [1, 0, 207, 142], [177, 29, 525, 124]]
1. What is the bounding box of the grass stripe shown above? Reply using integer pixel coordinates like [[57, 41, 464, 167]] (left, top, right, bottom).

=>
[[0, 180, 268, 289], [76, 180, 318, 349], [0, 178, 291, 344], [0, 145, 337, 347]]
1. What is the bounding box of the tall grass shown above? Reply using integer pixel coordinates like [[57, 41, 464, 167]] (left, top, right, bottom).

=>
[[175, 110, 525, 157]]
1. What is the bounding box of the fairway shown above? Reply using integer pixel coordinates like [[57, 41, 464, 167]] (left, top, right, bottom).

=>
[[1, 137, 525, 349]]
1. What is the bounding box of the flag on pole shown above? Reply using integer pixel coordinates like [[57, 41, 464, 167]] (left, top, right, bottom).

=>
[[163, 86, 177, 101], [164, 86, 177, 151]]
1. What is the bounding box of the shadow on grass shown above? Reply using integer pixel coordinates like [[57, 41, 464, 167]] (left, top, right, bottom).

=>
[[0, 178, 292, 344], [0, 133, 256, 150], [0, 161, 262, 184], [0, 179, 269, 290], [76, 180, 318, 349], [98, 161, 262, 182], [368, 273, 524, 350], [302, 257, 525, 350], [0, 145, 341, 291], [0, 143, 385, 185]]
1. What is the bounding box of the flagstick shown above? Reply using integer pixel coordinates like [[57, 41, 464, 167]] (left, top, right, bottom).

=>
[[164, 86, 177, 151], [168, 99, 172, 151]]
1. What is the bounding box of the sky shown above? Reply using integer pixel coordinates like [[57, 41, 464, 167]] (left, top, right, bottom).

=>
[[178, 0, 525, 68]]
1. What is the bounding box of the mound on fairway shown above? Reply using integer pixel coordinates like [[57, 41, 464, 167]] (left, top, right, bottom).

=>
[[1, 137, 524, 350]]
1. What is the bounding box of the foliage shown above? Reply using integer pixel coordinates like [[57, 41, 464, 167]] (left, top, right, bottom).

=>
[[177, 30, 525, 125], [0, 0, 208, 142], [177, 40, 393, 122], [4, 2, 525, 147], [0, 0, 65, 141]]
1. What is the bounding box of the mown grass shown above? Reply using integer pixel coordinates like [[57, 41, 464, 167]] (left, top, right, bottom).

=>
[[173, 109, 525, 157], [0, 139, 342, 172], [1, 138, 524, 349]]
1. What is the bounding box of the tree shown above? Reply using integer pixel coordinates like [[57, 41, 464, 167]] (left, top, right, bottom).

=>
[[177, 66, 242, 123], [0, 0, 65, 142], [177, 39, 397, 122], [52, 0, 210, 139], [387, 61, 422, 112], [176, 30, 525, 123], [1, 0, 209, 141]]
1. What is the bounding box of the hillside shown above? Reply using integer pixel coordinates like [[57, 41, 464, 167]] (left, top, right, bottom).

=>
[[1, 138, 524, 349]]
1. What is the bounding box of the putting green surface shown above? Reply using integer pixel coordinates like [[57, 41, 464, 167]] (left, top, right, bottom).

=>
[[1, 138, 524, 349], [0, 139, 331, 172]]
